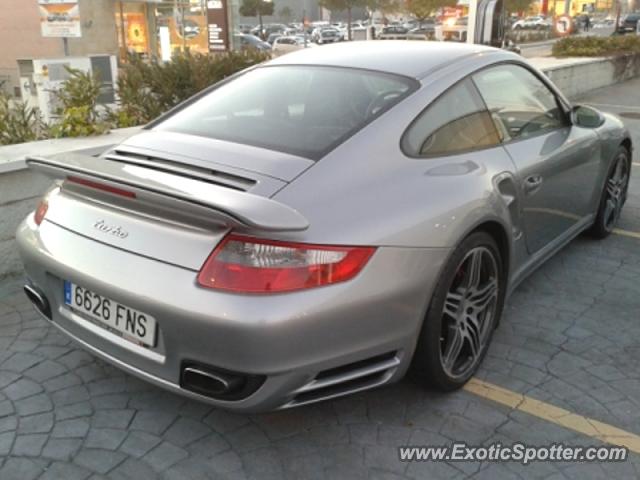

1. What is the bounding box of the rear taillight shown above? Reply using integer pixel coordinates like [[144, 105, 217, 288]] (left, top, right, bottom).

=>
[[34, 199, 48, 226], [66, 176, 136, 199], [197, 234, 376, 293]]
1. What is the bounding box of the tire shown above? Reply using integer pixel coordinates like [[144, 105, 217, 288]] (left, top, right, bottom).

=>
[[589, 146, 631, 239], [411, 231, 506, 391]]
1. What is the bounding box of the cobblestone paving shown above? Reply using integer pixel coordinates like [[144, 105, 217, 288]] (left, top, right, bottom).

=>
[[0, 82, 639, 479], [1, 232, 640, 480]]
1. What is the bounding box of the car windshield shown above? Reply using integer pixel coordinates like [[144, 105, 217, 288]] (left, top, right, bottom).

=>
[[154, 66, 416, 159]]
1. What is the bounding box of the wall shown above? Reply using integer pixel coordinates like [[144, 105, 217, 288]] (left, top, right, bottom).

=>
[[0, 0, 119, 97], [67, 0, 119, 58], [0, 1, 62, 95], [540, 54, 640, 97]]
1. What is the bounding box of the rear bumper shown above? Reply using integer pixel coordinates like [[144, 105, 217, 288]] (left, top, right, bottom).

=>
[[16, 217, 450, 411]]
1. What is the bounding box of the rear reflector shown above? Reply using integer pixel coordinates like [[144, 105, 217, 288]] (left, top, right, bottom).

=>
[[66, 176, 136, 198], [34, 199, 48, 226], [197, 234, 375, 293]]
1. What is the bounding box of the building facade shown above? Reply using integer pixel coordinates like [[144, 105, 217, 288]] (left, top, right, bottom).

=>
[[0, 0, 288, 98]]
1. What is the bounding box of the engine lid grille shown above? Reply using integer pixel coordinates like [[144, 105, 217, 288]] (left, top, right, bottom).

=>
[[106, 149, 257, 192]]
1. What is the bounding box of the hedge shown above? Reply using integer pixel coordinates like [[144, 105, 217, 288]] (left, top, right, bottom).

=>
[[552, 35, 640, 57]]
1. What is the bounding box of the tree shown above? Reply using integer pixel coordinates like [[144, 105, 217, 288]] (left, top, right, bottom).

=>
[[279, 6, 293, 23], [504, 0, 533, 15], [318, 0, 368, 40], [371, 0, 405, 15], [406, 0, 457, 26], [239, 0, 275, 38]]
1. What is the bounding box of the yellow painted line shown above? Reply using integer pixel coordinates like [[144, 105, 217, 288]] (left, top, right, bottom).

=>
[[522, 207, 582, 222], [465, 378, 640, 454], [613, 228, 640, 240]]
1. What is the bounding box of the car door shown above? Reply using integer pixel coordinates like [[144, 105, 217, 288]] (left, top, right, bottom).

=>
[[473, 64, 601, 254]]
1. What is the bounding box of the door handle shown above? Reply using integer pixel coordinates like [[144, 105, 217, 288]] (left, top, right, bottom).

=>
[[523, 174, 543, 195]]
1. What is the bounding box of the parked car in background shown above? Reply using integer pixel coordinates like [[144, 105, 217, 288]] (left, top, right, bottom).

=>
[[618, 12, 640, 33], [238, 24, 253, 34], [266, 33, 283, 45], [311, 27, 342, 44], [331, 23, 348, 40], [512, 15, 551, 30], [251, 23, 286, 39], [310, 21, 330, 30], [234, 33, 271, 52], [378, 25, 409, 39], [403, 19, 419, 30], [416, 17, 437, 27], [272, 36, 316, 55], [407, 25, 436, 40]]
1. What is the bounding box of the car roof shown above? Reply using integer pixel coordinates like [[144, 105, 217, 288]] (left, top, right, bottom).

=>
[[266, 41, 505, 80]]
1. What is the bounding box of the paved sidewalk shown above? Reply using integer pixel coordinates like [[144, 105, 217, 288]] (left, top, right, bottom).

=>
[[0, 79, 639, 479]]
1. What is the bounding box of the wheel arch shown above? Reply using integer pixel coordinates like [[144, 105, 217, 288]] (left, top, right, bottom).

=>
[[469, 220, 510, 328], [469, 220, 511, 285]]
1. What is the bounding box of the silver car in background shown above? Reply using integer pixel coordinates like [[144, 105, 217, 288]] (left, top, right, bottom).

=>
[[17, 42, 632, 412]]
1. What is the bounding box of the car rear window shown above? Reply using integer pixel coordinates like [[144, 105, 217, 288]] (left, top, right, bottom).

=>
[[153, 66, 417, 160]]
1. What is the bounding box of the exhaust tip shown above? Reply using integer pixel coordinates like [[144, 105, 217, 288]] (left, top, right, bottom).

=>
[[23, 284, 52, 320], [182, 367, 241, 396], [180, 362, 265, 401]]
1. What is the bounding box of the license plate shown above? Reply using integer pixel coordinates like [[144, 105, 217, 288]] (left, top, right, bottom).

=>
[[63, 281, 157, 347]]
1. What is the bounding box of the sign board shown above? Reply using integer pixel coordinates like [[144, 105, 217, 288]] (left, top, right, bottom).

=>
[[554, 14, 573, 36], [207, 0, 229, 52], [38, 0, 81, 38]]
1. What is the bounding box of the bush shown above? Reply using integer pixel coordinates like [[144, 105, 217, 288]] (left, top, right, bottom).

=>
[[552, 35, 640, 57], [0, 51, 269, 146], [49, 67, 110, 138], [113, 50, 270, 127], [0, 93, 46, 145]]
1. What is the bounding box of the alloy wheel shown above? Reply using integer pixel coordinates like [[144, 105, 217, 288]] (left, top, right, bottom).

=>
[[439, 246, 499, 379], [603, 154, 630, 232]]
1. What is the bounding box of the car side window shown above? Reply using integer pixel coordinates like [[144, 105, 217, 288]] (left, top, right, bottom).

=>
[[402, 78, 501, 157], [472, 64, 569, 142]]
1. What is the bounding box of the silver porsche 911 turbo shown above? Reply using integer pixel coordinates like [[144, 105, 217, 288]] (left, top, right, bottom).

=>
[[17, 42, 631, 412]]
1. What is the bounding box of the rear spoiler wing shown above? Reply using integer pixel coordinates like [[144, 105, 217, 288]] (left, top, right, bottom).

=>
[[26, 153, 309, 232]]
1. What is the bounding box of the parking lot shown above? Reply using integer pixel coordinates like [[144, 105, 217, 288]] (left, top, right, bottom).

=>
[[0, 77, 639, 479]]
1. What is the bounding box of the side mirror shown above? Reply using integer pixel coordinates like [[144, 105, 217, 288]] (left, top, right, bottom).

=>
[[571, 105, 605, 128]]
